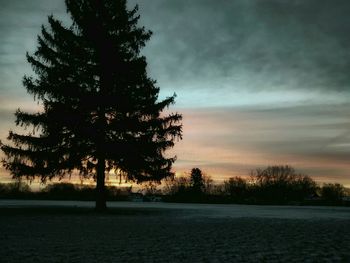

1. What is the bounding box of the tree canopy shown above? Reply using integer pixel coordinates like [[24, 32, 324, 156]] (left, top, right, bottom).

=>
[[0, 0, 182, 210], [190, 168, 205, 194]]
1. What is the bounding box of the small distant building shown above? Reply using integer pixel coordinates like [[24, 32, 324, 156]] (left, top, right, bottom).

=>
[[149, 195, 163, 202], [305, 192, 321, 201], [129, 193, 144, 202], [342, 196, 350, 202]]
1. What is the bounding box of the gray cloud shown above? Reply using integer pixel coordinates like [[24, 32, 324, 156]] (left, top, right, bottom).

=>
[[2, 0, 350, 101], [130, 0, 350, 94], [0, 0, 69, 93]]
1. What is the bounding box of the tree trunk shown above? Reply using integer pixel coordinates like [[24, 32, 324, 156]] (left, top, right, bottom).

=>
[[94, 7, 111, 212], [95, 157, 106, 211]]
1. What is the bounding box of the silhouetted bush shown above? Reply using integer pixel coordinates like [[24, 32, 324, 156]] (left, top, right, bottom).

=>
[[163, 176, 190, 195], [0, 181, 31, 198], [162, 168, 215, 203], [190, 168, 204, 194], [42, 183, 94, 200], [202, 175, 214, 195], [141, 182, 162, 196], [249, 165, 317, 204], [320, 183, 345, 204], [139, 182, 163, 201], [0, 182, 131, 201], [223, 177, 249, 200], [163, 176, 194, 202]]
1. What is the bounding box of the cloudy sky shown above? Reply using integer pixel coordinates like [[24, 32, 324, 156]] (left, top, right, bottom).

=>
[[1, 0, 350, 186]]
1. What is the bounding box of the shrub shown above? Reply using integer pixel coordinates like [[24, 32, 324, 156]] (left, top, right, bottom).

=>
[[223, 177, 248, 199], [250, 165, 317, 203], [321, 183, 345, 203]]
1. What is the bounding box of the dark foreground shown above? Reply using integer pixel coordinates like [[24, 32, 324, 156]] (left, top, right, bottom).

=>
[[0, 201, 349, 262]]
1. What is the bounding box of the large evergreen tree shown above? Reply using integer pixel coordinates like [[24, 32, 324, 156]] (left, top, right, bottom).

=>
[[0, 0, 182, 210]]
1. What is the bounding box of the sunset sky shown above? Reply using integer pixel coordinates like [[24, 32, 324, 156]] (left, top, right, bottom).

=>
[[1, 0, 350, 186]]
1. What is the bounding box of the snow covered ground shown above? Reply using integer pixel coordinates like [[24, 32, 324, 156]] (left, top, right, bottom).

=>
[[0, 200, 349, 262]]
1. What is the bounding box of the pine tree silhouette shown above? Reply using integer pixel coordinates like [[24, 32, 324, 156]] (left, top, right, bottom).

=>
[[0, 0, 182, 210]]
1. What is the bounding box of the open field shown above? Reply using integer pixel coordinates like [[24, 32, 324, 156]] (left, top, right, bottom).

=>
[[0, 201, 349, 262]]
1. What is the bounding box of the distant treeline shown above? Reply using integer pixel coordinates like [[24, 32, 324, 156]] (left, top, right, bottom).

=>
[[0, 165, 349, 206], [0, 182, 131, 201], [162, 166, 349, 206]]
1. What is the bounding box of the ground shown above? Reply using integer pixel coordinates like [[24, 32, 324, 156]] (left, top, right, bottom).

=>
[[0, 201, 349, 262]]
